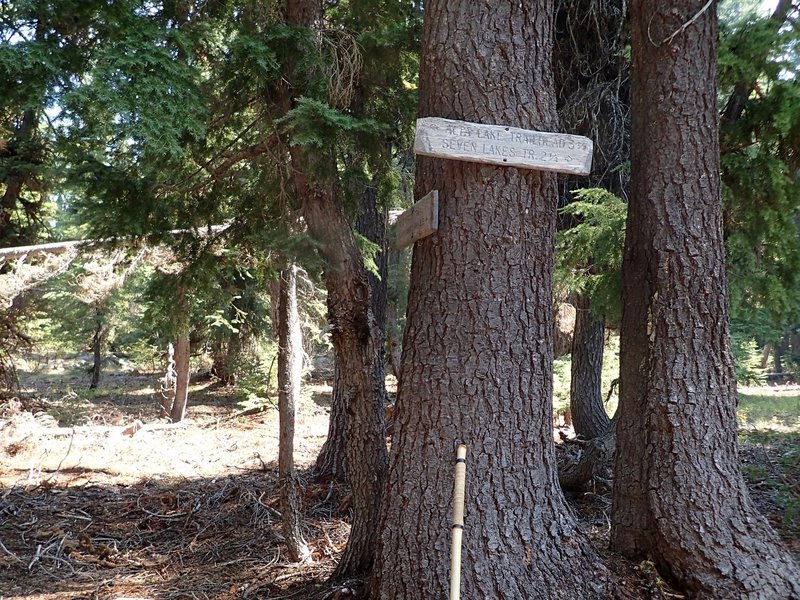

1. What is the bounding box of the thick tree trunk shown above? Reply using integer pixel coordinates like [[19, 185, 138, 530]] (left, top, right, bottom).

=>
[[372, 2, 613, 598], [313, 182, 388, 483], [569, 294, 610, 439], [612, 2, 800, 596], [302, 187, 387, 578], [277, 265, 310, 562], [283, 0, 387, 578]]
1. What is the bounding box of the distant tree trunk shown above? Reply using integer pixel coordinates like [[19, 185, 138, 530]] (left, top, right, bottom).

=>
[[569, 294, 610, 439], [89, 307, 106, 390], [210, 341, 235, 385], [760, 343, 772, 370], [284, 0, 388, 578], [314, 182, 388, 483], [612, 2, 800, 596], [373, 1, 613, 597], [313, 361, 348, 482], [553, 0, 628, 443], [357, 182, 389, 347], [170, 333, 190, 422], [170, 285, 190, 423], [277, 265, 310, 562], [385, 238, 405, 380], [774, 337, 786, 374]]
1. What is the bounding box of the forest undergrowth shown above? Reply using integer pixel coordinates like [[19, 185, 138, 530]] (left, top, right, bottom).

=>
[[0, 358, 798, 600]]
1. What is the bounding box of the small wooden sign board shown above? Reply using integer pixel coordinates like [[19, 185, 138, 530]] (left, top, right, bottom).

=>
[[395, 190, 439, 249], [414, 117, 593, 176]]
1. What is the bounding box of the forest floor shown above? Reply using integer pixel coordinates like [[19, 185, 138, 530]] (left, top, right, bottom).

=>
[[0, 357, 798, 600]]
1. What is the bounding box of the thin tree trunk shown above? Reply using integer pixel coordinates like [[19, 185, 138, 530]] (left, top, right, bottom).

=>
[[774, 337, 786, 374], [170, 333, 190, 422], [612, 2, 800, 596], [372, 1, 613, 597], [89, 308, 105, 390], [170, 285, 190, 423], [569, 294, 610, 439], [277, 265, 310, 562], [159, 343, 177, 416], [760, 343, 772, 370], [385, 236, 406, 380]]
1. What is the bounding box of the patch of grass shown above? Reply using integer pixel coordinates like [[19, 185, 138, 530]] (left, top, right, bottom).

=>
[[738, 392, 800, 430]]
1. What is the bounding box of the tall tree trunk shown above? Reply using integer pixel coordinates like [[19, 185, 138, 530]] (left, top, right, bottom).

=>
[[89, 307, 106, 390], [372, 2, 613, 597], [277, 265, 310, 562], [170, 285, 190, 423], [569, 294, 610, 439], [284, 0, 388, 578], [313, 182, 388, 483], [612, 2, 800, 596]]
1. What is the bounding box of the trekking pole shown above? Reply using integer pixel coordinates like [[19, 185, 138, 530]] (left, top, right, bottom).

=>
[[450, 444, 467, 600]]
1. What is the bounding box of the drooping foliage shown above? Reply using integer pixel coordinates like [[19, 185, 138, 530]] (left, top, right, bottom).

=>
[[556, 188, 626, 323]]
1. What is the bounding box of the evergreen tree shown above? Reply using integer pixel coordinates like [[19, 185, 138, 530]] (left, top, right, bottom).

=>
[[612, 1, 800, 595]]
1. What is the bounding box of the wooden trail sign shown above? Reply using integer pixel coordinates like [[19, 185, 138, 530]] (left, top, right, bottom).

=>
[[414, 117, 593, 176], [395, 190, 439, 249]]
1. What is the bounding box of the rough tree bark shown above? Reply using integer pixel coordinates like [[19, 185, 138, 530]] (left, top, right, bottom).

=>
[[569, 294, 610, 439], [313, 182, 388, 483], [612, 2, 800, 596], [284, 0, 388, 578], [372, 2, 613, 597], [277, 265, 310, 562]]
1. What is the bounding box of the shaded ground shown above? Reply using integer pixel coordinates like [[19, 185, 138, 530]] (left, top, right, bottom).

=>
[[1, 362, 798, 599]]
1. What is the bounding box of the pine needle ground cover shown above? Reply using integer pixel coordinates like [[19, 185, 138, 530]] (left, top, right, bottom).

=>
[[1, 359, 798, 599]]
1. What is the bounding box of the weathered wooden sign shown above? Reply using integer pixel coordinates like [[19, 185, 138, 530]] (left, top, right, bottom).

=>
[[395, 190, 439, 249], [414, 117, 593, 175]]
